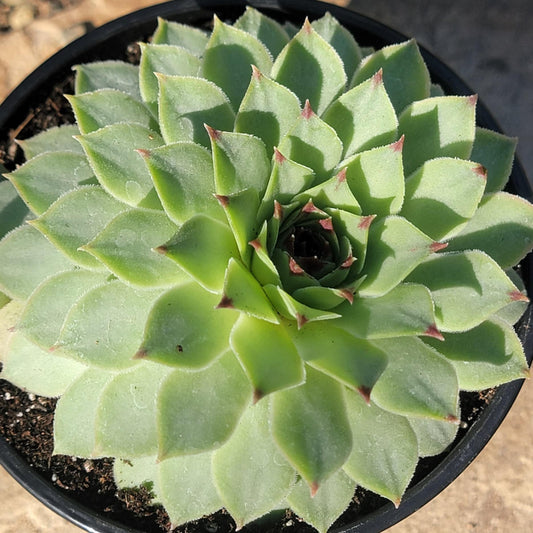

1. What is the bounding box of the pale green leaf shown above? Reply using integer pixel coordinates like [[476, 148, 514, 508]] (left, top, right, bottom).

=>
[[0, 179, 30, 238], [74, 61, 141, 100], [114, 456, 161, 503], [152, 17, 208, 55], [17, 125, 82, 159], [407, 415, 459, 458], [497, 269, 528, 325]]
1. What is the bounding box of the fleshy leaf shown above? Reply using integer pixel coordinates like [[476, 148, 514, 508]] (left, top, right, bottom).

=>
[[406, 250, 525, 332], [157, 350, 252, 458], [398, 95, 477, 176], [202, 16, 273, 111], [74, 61, 141, 100], [343, 390, 418, 505], [212, 400, 295, 529], [287, 470, 356, 533], [372, 337, 459, 421], [2, 332, 86, 398], [351, 39, 430, 113], [230, 313, 304, 399], [137, 281, 237, 369], [83, 208, 183, 288], [157, 75, 235, 147], [6, 151, 96, 215], [0, 225, 73, 300], [497, 269, 529, 325], [423, 317, 529, 390], [0, 300, 23, 359], [76, 123, 164, 208], [160, 215, 237, 293], [471, 127, 517, 193], [152, 17, 209, 55], [29, 186, 128, 270], [446, 192, 533, 268], [0, 179, 31, 238], [114, 456, 161, 503], [271, 19, 347, 115], [17, 124, 82, 159], [407, 415, 459, 458], [271, 366, 352, 491], [323, 70, 397, 158], [401, 157, 487, 241]]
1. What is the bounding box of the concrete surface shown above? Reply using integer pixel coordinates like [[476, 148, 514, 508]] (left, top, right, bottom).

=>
[[0, 1, 531, 532]]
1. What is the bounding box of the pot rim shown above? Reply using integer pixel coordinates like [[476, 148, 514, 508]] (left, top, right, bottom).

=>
[[0, 1, 531, 532]]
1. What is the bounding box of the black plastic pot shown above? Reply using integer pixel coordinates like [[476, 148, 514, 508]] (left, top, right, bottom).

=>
[[0, 1, 531, 532]]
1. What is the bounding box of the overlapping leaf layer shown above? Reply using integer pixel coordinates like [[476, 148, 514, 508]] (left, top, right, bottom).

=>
[[1, 8, 532, 532]]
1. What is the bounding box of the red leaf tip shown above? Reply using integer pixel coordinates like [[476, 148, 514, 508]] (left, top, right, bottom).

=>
[[302, 99, 315, 120], [446, 414, 461, 425], [467, 94, 478, 107], [274, 200, 284, 220], [296, 313, 308, 329], [204, 124, 221, 141], [509, 290, 529, 303], [251, 64, 262, 80], [424, 324, 445, 341], [372, 68, 383, 88], [154, 244, 168, 255], [341, 254, 355, 269], [337, 288, 354, 304], [136, 148, 151, 158], [274, 147, 286, 165], [214, 194, 230, 208], [357, 385, 372, 404], [473, 164, 488, 179], [430, 241, 448, 253], [289, 257, 305, 276], [216, 294, 235, 309], [303, 17, 313, 34], [310, 481, 319, 498], [358, 214, 376, 230], [391, 135, 405, 153], [249, 239, 262, 252]]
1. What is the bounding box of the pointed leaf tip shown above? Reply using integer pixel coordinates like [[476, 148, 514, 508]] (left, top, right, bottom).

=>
[[336, 167, 347, 187], [473, 164, 488, 179], [303, 17, 313, 34], [509, 290, 529, 303], [214, 194, 230, 208], [154, 244, 168, 255], [310, 481, 319, 498], [133, 348, 148, 360], [319, 218, 334, 232], [249, 239, 262, 252], [424, 324, 445, 341], [274, 200, 284, 220], [446, 414, 461, 425], [337, 288, 354, 304], [274, 147, 286, 165], [205, 124, 221, 141], [358, 215, 376, 230], [357, 385, 372, 404], [468, 94, 478, 107], [341, 255, 355, 269], [430, 242, 448, 253], [136, 148, 151, 158], [253, 388, 264, 404], [372, 68, 383, 88], [251, 64, 262, 80], [391, 135, 405, 153], [216, 294, 235, 309], [302, 99, 315, 120], [289, 257, 305, 276], [297, 313, 308, 329], [394, 498, 401, 509]]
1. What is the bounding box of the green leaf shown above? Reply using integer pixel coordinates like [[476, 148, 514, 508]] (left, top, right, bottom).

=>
[[17, 270, 108, 349], [323, 69, 398, 158], [160, 215, 237, 293], [235, 67, 301, 156], [142, 142, 223, 225], [336, 283, 440, 340], [17, 125, 82, 159], [202, 16, 273, 111], [471, 127, 517, 193], [94, 361, 172, 456], [250, 222, 282, 286], [56, 280, 160, 369], [234, 6, 290, 58], [407, 415, 459, 458], [157, 75, 234, 148], [343, 390, 418, 505], [446, 192, 533, 268], [30, 186, 128, 270], [2, 332, 86, 398], [401, 157, 487, 241], [138, 281, 237, 369], [230, 313, 304, 399], [83, 208, 183, 288], [351, 39, 430, 114], [271, 366, 352, 491], [152, 17, 208, 55], [76, 123, 164, 208], [497, 268, 529, 325], [139, 43, 201, 106], [67, 89, 158, 134], [398, 95, 477, 176], [0, 225, 73, 300], [6, 151, 96, 215], [213, 400, 295, 529], [290, 321, 387, 394], [271, 19, 347, 115], [423, 317, 529, 390], [74, 61, 141, 100], [287, 470, 356, 533], [372, 337, 459, 421], [157, 350, 252, 458], [0, 300, 23, 359], [358, 216, 437, 297], [114, 456, 161, 503], [406, 250, 524, 332], [312, 12, 362, 82], [0, 179, 31, 239]]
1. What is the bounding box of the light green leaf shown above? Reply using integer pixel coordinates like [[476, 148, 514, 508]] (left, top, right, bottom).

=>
[[407, 415, 459, 458], [2, 332, 86, 398], [6, 151, 96, 215], [446, 192, 533, 268], [250, 222, 281, 286], [351, 39, 430, 114], [213, 400, 295, 529], [30, 186, 128, 270], [398, 95, 477, 176], [202, 16, 273, 111], [323, 69, 397, 158], [0, 179, 30, 239], [406, 250, 524, 332], [272, 366, 352, 491], [17, 124, 82, 159], [423, 317, 529, 390], [0, 224, 73, 300], [497, 268, 528, 325], [157, 350, 252, 458], [84, 208, 183, 288], [230, 313, 304, 399], [152, 17, 208, 55], [114, 456, 161, 503], [76, 123, 164, 208], [271, 19, 347, 115], [0, 300, 23, 360], [138, 281, 237, 369], [74, 61, 141, 100], [343, 390, 418, 505], [401, 157, 487, 241], [372, 337, 459, 420], [157, 75, 234, 147]]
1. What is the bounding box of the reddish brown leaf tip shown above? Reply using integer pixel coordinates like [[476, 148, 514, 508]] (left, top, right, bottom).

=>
[[251, 64, 262, 80], [302, 99, 315, 120], [136, 148, 151, 158], [319, 218, 334, 232], [473, 164, 488, 179], [296, 313, 308, 329], [274, 200, 284, 220], [252, 389, 264, 405], [371, 68, 383, 88], [204, 124, 221, 141], [391, 135, 405, 153], [357, 385, 372, 404], [358, 214, 376, 230], [310, 481, 319, 498], [214, 194, 230, 208], [302, 199, 319, 214], [467, 94, 478, 107], [446, 414, 461, 425], [509, 290, 529, 302], [289, 257, 305, 276], [335, 167, 347, 190], [303, 17, 313, 34], [424, 324, 445, 341], [393, 498, 402, 509], [430, 241, 448, 253], [341, 254, 355, 269], [249, 239, 262, 252], [274, 147, 286, 165], [154, 245, 168, 255], [216, 294, 234, 309], [338, 288, 354, 304], [133, 348, 148, 360]]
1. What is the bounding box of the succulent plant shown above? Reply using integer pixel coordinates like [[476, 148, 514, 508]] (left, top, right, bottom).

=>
[[1, 7, 532, 532]]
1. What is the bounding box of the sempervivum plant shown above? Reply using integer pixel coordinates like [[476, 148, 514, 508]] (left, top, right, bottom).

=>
[[1, 7, 533, 532]]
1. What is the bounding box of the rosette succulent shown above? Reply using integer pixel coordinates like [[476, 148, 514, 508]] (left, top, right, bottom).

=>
[[1, 7, 532, 532]]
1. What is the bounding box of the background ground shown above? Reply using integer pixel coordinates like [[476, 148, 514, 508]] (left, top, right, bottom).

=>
[[0, 1, 531, 532]]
